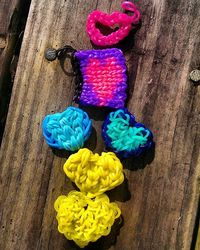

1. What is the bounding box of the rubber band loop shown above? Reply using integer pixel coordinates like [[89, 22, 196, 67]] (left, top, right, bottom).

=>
[[121, 1, 136, 11], [86, 1, 141, 46], [121, 1, 141, 23]]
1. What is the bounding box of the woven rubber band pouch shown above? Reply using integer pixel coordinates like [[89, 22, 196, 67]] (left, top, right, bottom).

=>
[[45, 46, 128, 109]]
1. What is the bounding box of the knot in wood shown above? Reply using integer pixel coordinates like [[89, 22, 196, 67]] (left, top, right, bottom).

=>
[[0, 35, 7, 49]]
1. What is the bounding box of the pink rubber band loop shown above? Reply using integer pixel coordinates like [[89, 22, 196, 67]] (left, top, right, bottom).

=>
[[121, 1, 141, 24], [86, 1, 141, 47], [121, 1, 137, 12]]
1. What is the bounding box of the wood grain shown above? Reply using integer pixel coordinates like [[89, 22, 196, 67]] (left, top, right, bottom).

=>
[[0, 0, 20, 80], [0, 0, 31, 141], [0, 0, 200, 249], [0, 0, 19, 140]]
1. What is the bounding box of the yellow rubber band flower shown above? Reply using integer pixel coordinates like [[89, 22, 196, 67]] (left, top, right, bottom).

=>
[[63, 148, 124, 197], [54, 191, 121, 248]]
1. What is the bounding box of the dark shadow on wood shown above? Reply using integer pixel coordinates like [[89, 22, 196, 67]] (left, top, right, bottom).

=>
[[107, 176, 131, 202], [122, 143, 155, 170], [116, 21, 142, 53], [71, 182, 80, 191], [65, 216, 124, 250], [190, 198, 200, 250], [0, 0, 32, 145], [79, 105, 113, 121], [84, 127, 97, 151], [91, 20, 142, 53], [51, 148, 72, 159], [95, 22, 119, 36], [59, 54, 76, 76]]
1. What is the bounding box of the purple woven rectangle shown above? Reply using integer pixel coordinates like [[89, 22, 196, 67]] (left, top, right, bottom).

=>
[[75, 48, 127, 109]]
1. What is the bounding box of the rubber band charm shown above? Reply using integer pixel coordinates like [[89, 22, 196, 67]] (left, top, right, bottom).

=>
[[42, 106, 92, 151], [54, 191, 121, 248], [86, 1, 141, 46], [102, 108, 154, 158], [45, 46, 128, 109], [75, 48, 127, 108], [63, 148, 124, 198]]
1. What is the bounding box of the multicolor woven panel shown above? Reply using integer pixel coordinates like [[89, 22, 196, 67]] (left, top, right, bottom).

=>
[[74, 48, 127, 109]]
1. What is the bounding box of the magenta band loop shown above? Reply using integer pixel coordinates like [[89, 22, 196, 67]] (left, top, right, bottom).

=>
[[86, 1, 141, 46], [121, 1, 141, 23]]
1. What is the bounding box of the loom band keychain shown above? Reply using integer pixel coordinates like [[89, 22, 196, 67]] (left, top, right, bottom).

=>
[[44, 45, 79, 77], [102, 108, 154, 158], [44, 45, 76, 62], [86, 1, 141, 47], [45, 46, 128, 109]]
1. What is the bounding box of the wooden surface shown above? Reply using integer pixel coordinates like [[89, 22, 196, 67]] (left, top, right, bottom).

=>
[[0, 0, 20, 84], [0, 0, 31, 141], [0, 0, 19, 140], [0, 0, 200, 249]]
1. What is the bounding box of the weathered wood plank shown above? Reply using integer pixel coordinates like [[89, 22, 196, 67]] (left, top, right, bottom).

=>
[[0, 0, 200, 250], [0, 0, 31, 141], [0, 0, 19, 77], [0, 0, 19, 140]]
